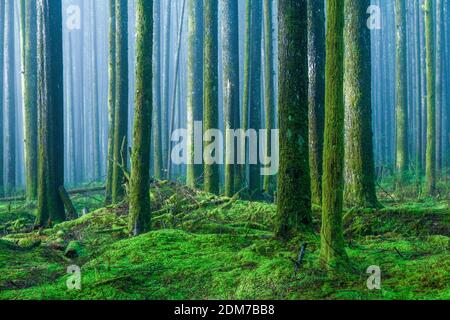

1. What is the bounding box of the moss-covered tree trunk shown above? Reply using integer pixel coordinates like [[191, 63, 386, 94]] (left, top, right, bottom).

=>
[[395, 0, 409, 190], [152, 0, 163, 180], [415, 0, 423, 189], [222, 0, 240, 197], [67, 34, 76, 186], [186, 0, 203, 189], [248, 0, 262, 199], [91, 1, 101, 181], [275, 0, 311, 239], [4, 0, 16, 195], [203, 0, 219, 195], [111, 0, 129, 203], [307, 0, 325, 206], [435, 0, 443, 174], [263, 0, 275, 195], [105, 0, 116, 205], [0, 0, 4, 197], [36, 0, 65, 226], [20, 0, 38, 201], [161, 0, 172, 178], [343, 0, 380, 208], [320, 0, 348, 270], [239, 0, 251, 196], [424, 0, 436, 195], [129, 0, 153, 236]]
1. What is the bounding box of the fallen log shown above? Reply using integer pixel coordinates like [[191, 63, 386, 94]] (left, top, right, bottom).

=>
[[0, 186, 106, 203]]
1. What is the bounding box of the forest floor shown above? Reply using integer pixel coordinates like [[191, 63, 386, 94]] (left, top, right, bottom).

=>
[[0, 180, 448, 300]]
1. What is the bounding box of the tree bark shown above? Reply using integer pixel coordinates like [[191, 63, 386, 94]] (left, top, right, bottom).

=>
[[186, 0, 203, 188], [307, 0, 325, 206], [129, 0, 153, 236], [112, 0, 129, 203], [105, 0, 116, 204], [320, 0, 349, 270], [275, 0, 311, 239], [343, 0, 380, 208], [36, 0, 65, 226], [425, 0, 436, 195], [203, 0, 219, 195]]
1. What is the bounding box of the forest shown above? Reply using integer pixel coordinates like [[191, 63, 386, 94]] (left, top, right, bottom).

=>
[[0, 0, 448, 301]]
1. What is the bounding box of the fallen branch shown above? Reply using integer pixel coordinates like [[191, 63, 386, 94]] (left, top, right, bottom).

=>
[[291, 243, 308, 276]]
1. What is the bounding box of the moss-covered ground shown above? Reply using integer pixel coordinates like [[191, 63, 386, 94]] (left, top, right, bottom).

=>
[[0, 180, 448, 300]]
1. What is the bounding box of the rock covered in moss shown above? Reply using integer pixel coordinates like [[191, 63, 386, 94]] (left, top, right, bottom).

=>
[[64, 241, 85, 259]]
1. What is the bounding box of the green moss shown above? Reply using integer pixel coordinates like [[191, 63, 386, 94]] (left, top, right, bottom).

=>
[[0, 184, 448, 300]]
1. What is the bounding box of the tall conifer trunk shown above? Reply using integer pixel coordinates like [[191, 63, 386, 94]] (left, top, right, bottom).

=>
[[275, 0, 311, 239], [129, 0, 153, 236], [425, 0, 436, 195], [320, 0, 348, 269], [343, 0, 380, 208], [111, 0, 129, 203], [307, 0, 325, 206], [203, 0, 219, 195], [36, 0, 65, 226]]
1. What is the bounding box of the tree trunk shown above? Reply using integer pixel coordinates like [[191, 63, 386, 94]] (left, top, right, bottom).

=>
[[129, 0, 153, 236], [320, 0, 349, 270], [67, 33, 76, 187], [105, 0, 116, 204], [112, 0, 129, 203], [161, 0, 172, 178], [91, 1, 101, 180], [239, 0, 251, 196], [203, 0, 219, 195], [152, 0, 163, 179], [395, 0, 409, 190], [186, 0, 203, 188], [275, 0, 311, 239], [0, 0, 5, 197], [262, 0, 275, 195], [20, 0, 38, 201], [4, 0, 16, 195], [343, 0, 380, 208], [307, 0, 325, 206], [222, 0, 240, 197], [435, 0, 443, 174], [36, 0, 65, 226], [248, 0, 262, 199], [425, 0, 436, 195]]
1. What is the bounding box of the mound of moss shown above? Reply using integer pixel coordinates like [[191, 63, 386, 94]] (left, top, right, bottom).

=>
[[0, 182, 448, 300]]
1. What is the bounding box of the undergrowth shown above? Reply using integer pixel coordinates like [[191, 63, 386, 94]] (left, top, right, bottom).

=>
[[0, 180, 448, 300]]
